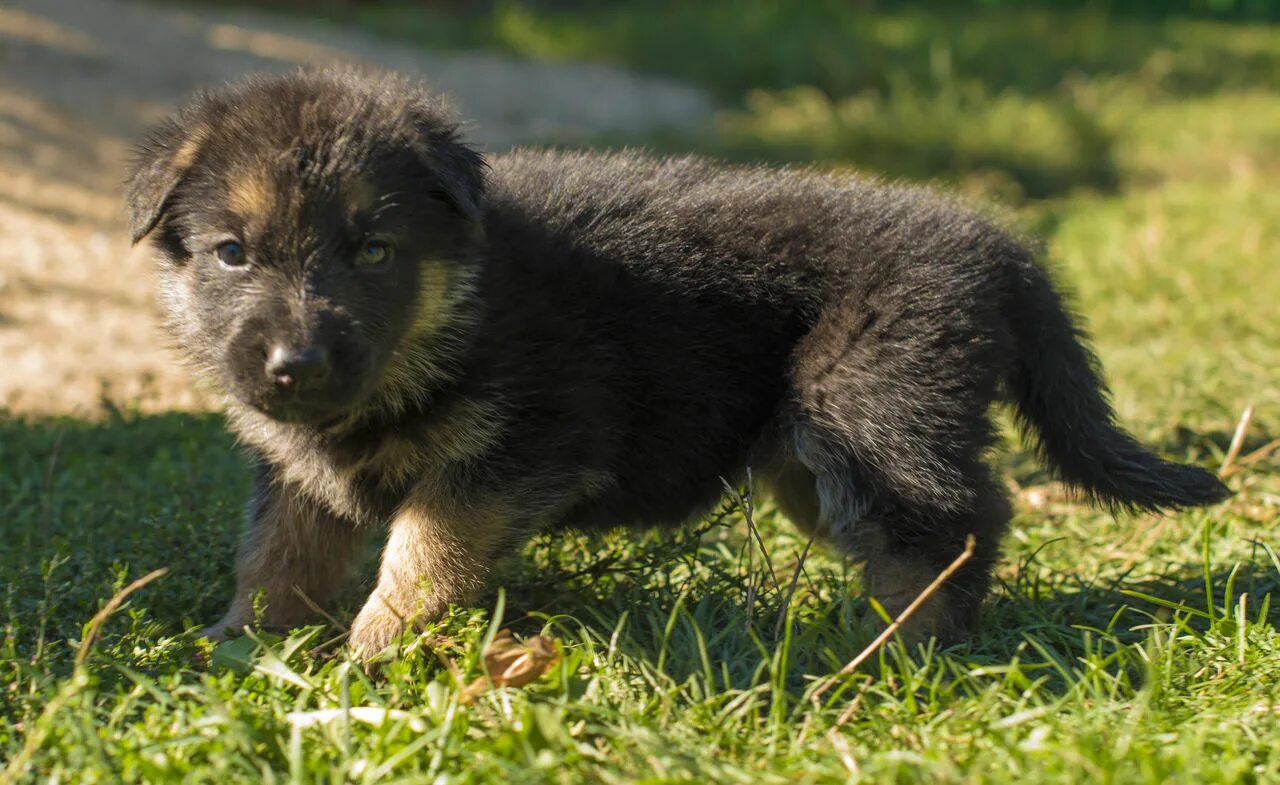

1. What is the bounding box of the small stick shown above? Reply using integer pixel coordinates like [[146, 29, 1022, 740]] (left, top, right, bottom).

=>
[[76, 568, 168, 668], [826, 729, 860, 776], [1223, 436, 1280, 477], [723, 473, 781, 593], [293, 585, 349, 633], [1219, 403, 1255, 476], [833, 679, 871, 729], [809, 536, 975, 703]]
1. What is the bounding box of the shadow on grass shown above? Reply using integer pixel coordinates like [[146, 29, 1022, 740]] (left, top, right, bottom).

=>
[[310, 2, 1280, 101], [0, 409, 250, 660], [3, 409, 1272, 696], [504, 516, 1278, 694], [297, 1, 1280, 198]]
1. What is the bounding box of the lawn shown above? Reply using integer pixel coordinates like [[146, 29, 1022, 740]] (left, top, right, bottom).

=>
[[3, 2, 1279, 783]]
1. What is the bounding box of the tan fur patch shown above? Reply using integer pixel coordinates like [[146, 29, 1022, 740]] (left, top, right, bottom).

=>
[[374, 260, 481, 415], [224, 407, 367, 522], [377, 497, 505, 607], [226, 388, 510, 526], [228, 171, 274, 220], [172, 130, 206, 170], [409, 260, 463, 337], [348, 493, 512, 657], [366, 435, 423, 483], [420, 397, 509, 467], [345, 177, 377, 218]]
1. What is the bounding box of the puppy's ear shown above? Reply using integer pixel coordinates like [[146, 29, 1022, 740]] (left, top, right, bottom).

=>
[[126, 119, 205, 244], [413, 118, 487, 223]]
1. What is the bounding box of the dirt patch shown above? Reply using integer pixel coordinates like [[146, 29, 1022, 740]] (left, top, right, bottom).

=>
[[0, 0, 711, 414]]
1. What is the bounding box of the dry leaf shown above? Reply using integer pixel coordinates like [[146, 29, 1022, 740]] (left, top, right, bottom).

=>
[[459, 630, 559, 703]]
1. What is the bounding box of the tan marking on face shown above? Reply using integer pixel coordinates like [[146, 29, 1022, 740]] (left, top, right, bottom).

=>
[[172, 130, 207, 170], [345, 177, 377, 219], [373, 260, 481, 415], [408, 260, 461, 338], [156, 271, 200, 343], [228, 171, 274, 220]]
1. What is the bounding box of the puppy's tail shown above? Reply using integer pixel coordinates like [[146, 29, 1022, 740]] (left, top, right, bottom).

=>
[[1005, 258, 1229, 512]]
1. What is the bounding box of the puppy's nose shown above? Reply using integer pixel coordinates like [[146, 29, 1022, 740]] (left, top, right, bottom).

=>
[[265, 344, 330, 390]]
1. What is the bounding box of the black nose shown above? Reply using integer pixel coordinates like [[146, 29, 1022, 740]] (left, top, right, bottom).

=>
[[265, 344, 330, 391]]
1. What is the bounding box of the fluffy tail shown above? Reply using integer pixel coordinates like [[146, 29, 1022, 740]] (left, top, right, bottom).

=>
[[1006, 259, 1229, 512]]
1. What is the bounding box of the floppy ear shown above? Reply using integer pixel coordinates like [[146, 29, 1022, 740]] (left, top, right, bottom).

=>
[[427, 138, 486, 222], [125, 119, 204, 244]]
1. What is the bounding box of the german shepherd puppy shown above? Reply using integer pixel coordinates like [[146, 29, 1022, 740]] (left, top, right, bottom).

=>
[[127, 68, 1227, 659]]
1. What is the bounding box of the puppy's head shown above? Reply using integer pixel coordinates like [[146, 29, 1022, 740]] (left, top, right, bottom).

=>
[[127, 68, 485, 425]]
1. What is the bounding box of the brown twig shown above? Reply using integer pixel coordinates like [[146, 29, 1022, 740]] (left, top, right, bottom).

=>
[[293, 585, 349, 633], [826, 728, 861, 776], [1219, 403, 1255, 476], [1222, 436, 1280, 478], [809, 535, 976, 703], [76, 568, 169, 668], [833, 679, 872, 729]]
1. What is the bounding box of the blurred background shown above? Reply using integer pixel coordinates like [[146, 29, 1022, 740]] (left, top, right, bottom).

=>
[[0, 0, 1276, 436]]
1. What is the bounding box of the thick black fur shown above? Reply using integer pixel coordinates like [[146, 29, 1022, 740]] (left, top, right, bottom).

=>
[[127, 68, 1228, 654]]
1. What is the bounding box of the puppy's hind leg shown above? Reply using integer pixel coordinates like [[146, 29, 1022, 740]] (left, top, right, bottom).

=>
[[788, 285, 1015, 641], [789, 427, 1011, 642], [857, 469, 1011, 641]]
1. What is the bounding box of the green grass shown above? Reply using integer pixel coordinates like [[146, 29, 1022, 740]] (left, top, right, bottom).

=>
[[4, 3, 1280, 783], [3, 410, 1277, 783], [313, 0, 1280, 198]]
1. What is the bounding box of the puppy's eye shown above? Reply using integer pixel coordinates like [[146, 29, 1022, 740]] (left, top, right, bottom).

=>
[[215, 241, 247, 268], [356, 239, 392, 268]]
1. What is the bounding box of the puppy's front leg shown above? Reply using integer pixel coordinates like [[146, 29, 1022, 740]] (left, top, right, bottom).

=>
[[200, 464, 363, 640], [348, 494, 510, 660]]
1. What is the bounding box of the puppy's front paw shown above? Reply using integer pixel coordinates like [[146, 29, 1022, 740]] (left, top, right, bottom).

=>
[[348, 603, 408, 662]]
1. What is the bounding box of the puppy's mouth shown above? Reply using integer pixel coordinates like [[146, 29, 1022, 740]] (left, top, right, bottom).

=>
[[243, 391, 360, 430]]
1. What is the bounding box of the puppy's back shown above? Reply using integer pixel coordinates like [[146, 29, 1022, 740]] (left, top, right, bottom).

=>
[[486, 149, 1012, 306]]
